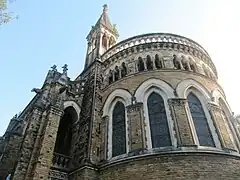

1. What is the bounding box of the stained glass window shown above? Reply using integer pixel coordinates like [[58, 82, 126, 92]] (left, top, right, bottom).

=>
[[187, 93, 215, 147], [112, 101, 126, 157], [147, 92, 171, 148]]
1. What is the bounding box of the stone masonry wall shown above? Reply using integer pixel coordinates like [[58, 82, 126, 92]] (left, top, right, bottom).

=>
[[101, 70, 221, 102], [100, 153, 240, 180]]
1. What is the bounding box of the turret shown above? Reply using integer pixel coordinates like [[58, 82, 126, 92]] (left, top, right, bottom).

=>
[[84, 4, 118, 68]]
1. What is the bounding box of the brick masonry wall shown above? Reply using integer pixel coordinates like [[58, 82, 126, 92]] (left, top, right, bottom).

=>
[[101, 70, 221, 103], [100, 152, 240, 180], [69, 167, 99, 180]]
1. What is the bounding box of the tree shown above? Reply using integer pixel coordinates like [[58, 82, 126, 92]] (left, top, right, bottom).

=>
[[0, 0, 13, 25]]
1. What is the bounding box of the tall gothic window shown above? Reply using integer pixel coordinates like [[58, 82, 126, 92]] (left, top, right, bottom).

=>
[[147, 92, 171, 148], [112, 102, 126, 157], [187, 93, 215, 147]]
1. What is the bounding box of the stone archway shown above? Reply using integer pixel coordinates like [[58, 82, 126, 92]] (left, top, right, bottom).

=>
[[54, 106, 78, 156]]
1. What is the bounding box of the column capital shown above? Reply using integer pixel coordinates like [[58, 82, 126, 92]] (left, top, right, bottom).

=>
[[126, 102, 143, 113]]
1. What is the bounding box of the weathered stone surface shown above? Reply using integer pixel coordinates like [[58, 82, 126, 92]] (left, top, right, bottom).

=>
[[209, 103, 236, 151], [126, 103, 146, 153], [168, 98, 195, 147], [1, 5, 240, 180]]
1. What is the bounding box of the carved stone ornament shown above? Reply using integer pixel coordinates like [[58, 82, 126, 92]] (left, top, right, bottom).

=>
[[168, 98, 187, 106], [48, 169, 68, 180]]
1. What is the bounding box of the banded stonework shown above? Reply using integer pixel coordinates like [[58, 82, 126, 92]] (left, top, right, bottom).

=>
[[1, 4, 240, 180]]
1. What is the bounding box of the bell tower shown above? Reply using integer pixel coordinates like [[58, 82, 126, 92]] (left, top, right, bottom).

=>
[[84, 4, 119, 68]]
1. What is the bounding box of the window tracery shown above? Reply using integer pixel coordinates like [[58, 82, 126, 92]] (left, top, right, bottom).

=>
[[187, 93, 215, 147], [147, 92, 171, 148], [112, 101, 126, 157]]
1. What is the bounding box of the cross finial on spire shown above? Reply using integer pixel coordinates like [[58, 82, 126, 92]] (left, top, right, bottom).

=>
[[51, 64, 57, 71], [103, 4, 108, 13], [62, 64, 68, 73]]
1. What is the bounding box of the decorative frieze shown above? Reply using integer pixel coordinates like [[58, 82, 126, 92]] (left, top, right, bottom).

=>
[[48, 169, 68, 180]]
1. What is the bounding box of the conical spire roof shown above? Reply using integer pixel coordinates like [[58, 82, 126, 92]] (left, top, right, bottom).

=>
[[95, 4, 114, 32]]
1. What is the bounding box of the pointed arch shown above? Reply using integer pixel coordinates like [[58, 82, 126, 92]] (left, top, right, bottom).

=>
[[135, 78, 175, 101], [147, 92, 171, 148], [103, 89, 132, 117], [176, 79, 211, 100], [184, 86, 221, 149], [146, 55, 153, 70], [134, 79, 176, 149], [63, 101, 81, 120], [137, 57, 145, 72], [155, 54, 162, 69], [54, 106, 78, 156], [187, 92, 215, 147], [102, 89, 131, 159], [112, 101, 126, 157]]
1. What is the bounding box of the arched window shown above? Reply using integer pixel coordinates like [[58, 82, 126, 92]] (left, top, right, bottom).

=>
[[121, 62, 127, 77], [187, 93, 215, 147], [102, 34, 108, 48], [112, 102, 126, 157], [109, 70, 113, 84], [146, 55, 153, 70], [147, 92, 171, 148], [137, 57, 145, 72], [155, 54, 162, 69], [54, 107, 77, 156], [115, 66, 119, 81]]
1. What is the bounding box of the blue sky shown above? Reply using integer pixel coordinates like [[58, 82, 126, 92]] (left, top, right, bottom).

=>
[[1, 0, 240, 135]]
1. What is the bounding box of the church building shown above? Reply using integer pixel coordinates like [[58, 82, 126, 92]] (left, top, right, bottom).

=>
[[1, 4, 240, 180]]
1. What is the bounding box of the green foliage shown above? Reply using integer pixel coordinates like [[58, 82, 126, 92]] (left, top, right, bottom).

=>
[[113, 24, 119, 38], [0, 0, 13, 25]]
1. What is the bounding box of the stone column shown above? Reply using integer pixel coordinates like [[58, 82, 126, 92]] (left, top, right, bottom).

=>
[[119, 68, 122, 79], [152, 58, 156, 70], [126, 103, 147, 155], [208, 103, 236, 151], [31, 105, 64, 180], [12, 107, 43, 180], [143, 58, 147, 71], [168, 98, 196, 147], [100, 116, 109, 161], [112, 71, 115, 82]]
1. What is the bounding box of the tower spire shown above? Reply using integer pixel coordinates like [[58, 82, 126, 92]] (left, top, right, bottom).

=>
[[84, 5, 118, 69], [103, 4, 108, 13]]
